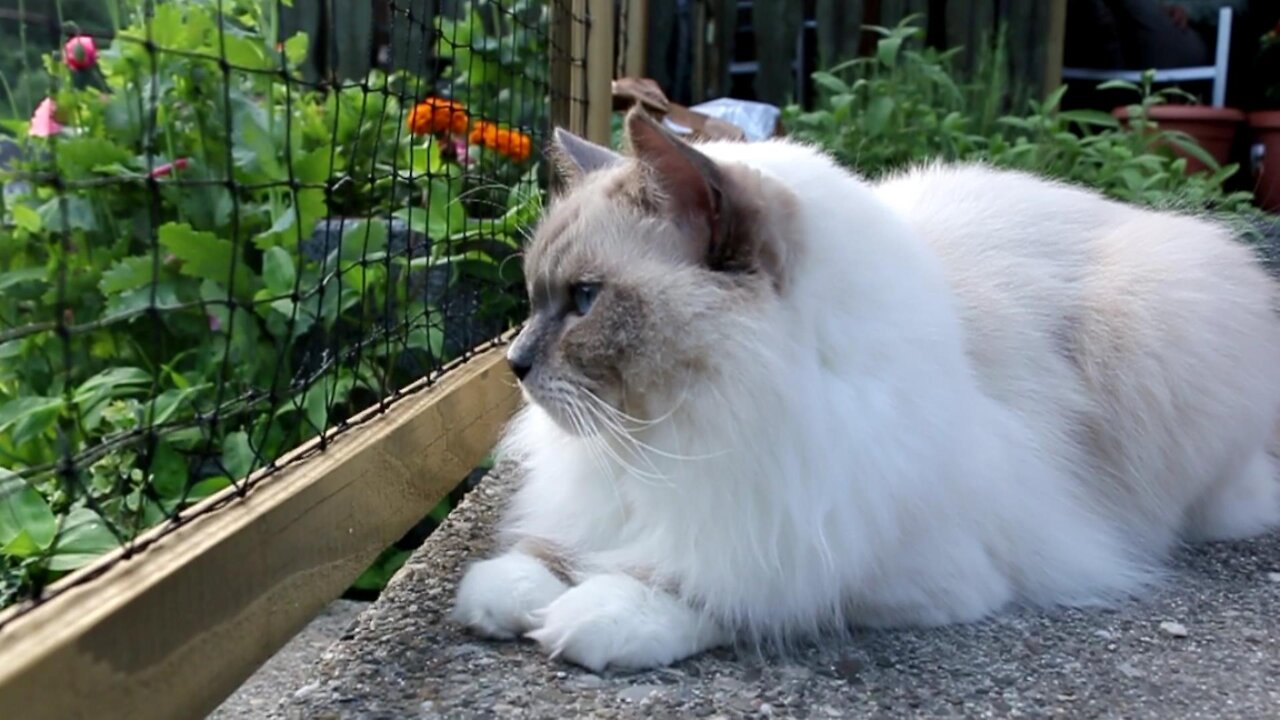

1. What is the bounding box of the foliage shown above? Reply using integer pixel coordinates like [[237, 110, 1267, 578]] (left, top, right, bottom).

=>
[[0, 0, 544, 606], [783, 16, 1258, 217]]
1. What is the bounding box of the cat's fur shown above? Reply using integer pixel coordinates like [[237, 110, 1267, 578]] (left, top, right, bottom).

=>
[[451, 110, 1280, 672]]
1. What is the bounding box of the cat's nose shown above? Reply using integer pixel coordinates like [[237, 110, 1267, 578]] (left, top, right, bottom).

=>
[[507, 354, 533, 381]]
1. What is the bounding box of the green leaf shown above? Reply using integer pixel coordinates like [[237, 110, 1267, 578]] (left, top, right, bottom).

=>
[[48, 508, 121, 571], [0, 469, 56, 556], [427, 179, 467, 239], [262, 246, 297, 295], [0, 267, 47, 292], [75, 367, 153, 406], [221, 431, 257, 479], [186, 476, 231, 503], [11, 205, 41, 233], [149, 441, 188, 503], [222, 35, 274, 71], [158, 223, 259, 300], [811, 71, 849, 95], [37, 196, 97, 233], [863, 95, 895, 136], [0, 396, 63, 446], [339, 219, 390, 262], [876, 35, 904, 68], [282, 32, 310, 66], [56, 137, 134, 179], [100, 256, 159, 295], [1058, 110, 1121, 129]]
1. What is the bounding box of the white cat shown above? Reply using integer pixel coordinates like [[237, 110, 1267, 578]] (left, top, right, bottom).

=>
[[450, 109, 1280, 672]]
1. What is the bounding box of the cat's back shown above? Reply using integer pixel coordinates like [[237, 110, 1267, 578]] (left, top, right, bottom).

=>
[[871, 163, 1280, 481]]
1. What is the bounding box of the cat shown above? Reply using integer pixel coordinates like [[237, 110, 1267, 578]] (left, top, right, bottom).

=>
[[450, 108, 1280, 673]]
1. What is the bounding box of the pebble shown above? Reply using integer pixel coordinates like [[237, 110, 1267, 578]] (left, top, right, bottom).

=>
[[1159, 621, 1189, 638], [618, 685, 665, 703], [1117, 662, 1145, 679], [1266, 572, 1280, 583]]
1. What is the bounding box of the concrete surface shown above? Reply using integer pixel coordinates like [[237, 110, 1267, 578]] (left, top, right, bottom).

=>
[[269, 467, 1280, 720], [211, 599, 366, 719]]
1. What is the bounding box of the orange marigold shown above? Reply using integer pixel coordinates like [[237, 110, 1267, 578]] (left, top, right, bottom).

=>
[[468, 120, 533, 163], [406, 97, 469, 136]]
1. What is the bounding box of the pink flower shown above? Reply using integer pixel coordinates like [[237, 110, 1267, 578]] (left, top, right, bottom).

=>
[[208, 313, 223, 332], [28, 98, 63, 138], [64, 35, 98, 71], [439, 135, 473, 167], [151, 158, 191, 178]]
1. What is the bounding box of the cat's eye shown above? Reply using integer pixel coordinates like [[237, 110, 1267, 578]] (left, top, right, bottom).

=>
[[570, 282, 601, 315]]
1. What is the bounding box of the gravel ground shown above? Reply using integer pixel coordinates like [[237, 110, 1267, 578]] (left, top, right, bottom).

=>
[[271, 466, 1280, 720]]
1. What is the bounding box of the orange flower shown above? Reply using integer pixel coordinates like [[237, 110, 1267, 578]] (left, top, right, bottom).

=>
[[468, 120, 533, 163], [407, 97, 469, 136]]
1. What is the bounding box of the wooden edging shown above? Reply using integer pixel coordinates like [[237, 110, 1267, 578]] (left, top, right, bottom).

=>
[[0, 345, 521, 720]]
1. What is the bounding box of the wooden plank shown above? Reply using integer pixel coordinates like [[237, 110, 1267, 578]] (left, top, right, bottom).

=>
[[570, 0, 590, 136], [690, 0, 707, 102], [550, 0, 575, 137], [815, 0, 863, 70], [643, 0, 676, 98], [752, 0, 804, 106], [1042, 0, 1068, 98], [0, 346, 522, 720], [623, 0, 649, 78], [585, 0, 615, 145]]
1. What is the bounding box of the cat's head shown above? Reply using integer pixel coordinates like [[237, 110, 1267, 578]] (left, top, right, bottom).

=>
[[507, 109, 797, 433]]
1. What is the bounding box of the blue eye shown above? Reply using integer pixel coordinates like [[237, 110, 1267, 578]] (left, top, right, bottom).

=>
[[570, 282, 601, 315]]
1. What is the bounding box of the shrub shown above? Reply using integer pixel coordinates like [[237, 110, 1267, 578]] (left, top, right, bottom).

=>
[[783, 16, 1259, 217]]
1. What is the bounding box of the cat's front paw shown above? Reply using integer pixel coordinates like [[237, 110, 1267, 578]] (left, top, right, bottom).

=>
[[451, 552, 569, 639], [524, 573, 726, 672]]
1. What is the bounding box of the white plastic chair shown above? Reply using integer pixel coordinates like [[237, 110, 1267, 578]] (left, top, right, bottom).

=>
[[1061, 5, 1233, 107]]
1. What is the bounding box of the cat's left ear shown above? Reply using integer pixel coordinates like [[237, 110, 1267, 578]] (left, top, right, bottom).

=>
[[624, 109, 744, 274], [551, 127, 624, 184]]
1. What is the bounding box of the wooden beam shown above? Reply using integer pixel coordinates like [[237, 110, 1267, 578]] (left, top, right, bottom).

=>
[[550, 0, 576, 135], [584, 0, 616, 145], [1042, 0, 1068, 98], [623, 0, 649, 78], [0, 346, 521, 720], [569, 0, 590, 136]]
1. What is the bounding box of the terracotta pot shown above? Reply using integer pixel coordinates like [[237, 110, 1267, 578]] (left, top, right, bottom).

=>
[[1248, 111, 1280, 213], [1111, 105, 1245, 175]]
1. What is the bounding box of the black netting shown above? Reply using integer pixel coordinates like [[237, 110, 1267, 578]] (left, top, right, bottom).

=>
[[0, 0, 587, 621]]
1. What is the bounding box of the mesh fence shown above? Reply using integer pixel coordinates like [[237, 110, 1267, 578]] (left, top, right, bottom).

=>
[[0, 0, 589, 620]]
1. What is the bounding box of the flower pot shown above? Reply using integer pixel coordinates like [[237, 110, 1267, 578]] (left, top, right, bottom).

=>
[[1111, 105, 1245, 175], [1248, 111, 1280, 212]]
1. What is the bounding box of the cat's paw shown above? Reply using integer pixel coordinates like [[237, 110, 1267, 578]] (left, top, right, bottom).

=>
[[451, 552, 569, 639], [524, 573, 725, 672]]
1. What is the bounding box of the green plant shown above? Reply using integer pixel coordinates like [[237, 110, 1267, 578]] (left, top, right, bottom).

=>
[[784, 16, 1257, 217], [0, 0, 545, 607]]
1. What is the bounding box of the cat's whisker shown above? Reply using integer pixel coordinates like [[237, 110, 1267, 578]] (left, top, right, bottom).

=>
[[565, 394, 674, 488], [577, 388, 729, 463]]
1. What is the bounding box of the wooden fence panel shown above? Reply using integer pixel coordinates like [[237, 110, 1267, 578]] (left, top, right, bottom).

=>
[[815, 0, 863, 71], [712, 0, 1065, 105], [751, 0, 804, 106]]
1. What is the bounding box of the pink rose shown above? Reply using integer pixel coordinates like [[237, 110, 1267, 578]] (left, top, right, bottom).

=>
[[64, 35, 98, 71], [28, 98, 63, 138]]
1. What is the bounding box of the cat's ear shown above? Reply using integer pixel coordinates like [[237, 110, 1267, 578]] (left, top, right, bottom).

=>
[[624, 109, 733, 267], [551, 127, 624, 184]]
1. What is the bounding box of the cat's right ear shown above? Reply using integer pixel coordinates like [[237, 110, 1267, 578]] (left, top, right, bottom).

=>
[[550, 127, 624, 185]]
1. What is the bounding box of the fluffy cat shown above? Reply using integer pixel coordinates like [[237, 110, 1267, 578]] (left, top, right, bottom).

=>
[[450, 109, 1280, 672]]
